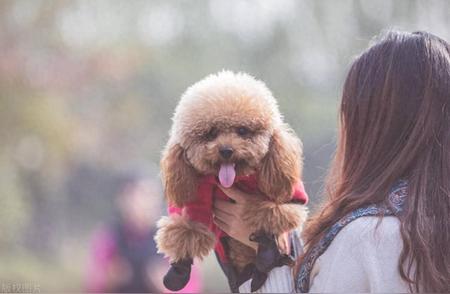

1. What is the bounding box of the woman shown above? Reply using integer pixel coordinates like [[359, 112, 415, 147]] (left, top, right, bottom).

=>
[[85, 175, 202, 292], [213, 31, 450, 292]]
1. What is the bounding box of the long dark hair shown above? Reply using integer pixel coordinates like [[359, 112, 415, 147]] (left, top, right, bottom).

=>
[[303, 31, 450, 292]]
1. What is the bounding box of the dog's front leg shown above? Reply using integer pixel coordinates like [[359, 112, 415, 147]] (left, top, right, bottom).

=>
[[155, 214, 215, 291], [242, 199, 308, 235]]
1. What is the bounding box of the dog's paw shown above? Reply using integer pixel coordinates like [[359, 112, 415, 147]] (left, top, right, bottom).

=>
[[154, 215, 215, 262], [242, 200, 308, 234]]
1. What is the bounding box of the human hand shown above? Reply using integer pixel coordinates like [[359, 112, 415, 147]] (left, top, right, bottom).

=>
[[214, 186, 292, 255], [213, 186, 260, 250]]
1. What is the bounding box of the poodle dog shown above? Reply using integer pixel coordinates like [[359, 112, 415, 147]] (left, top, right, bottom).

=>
[[155, 71, 308, 292]]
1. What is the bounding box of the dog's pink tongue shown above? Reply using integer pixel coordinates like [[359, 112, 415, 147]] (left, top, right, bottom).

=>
[[218, 163, 236, 188]]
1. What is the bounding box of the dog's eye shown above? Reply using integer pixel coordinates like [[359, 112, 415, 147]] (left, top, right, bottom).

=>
[[236, 126, 250, 137], [204, 127, 218, 140]]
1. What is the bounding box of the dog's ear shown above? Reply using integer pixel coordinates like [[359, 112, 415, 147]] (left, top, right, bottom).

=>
[[258, 125, 302, 203], [161, 143, 198, 207]]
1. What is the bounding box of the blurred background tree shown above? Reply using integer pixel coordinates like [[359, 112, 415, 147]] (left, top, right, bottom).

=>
[[0, 0, 448, 291]]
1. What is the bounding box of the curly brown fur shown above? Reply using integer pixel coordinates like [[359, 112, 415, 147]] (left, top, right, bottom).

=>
[[161, 143, 199, 207], [166, 71, 281, 178], [155, 215, 215, 262], [227, 238, 256, 273], [242, 200, 308, 235], [258, 126, 303, 203]]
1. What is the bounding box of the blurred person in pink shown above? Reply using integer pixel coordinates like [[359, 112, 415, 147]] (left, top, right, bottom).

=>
[[85, 174, 202, 293]]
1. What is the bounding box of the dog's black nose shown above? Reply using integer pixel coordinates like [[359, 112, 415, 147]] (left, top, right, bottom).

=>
[[219, 147, 233, 159]]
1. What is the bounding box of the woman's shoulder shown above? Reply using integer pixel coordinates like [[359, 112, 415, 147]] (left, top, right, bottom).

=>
[[317, 215, 403, 265], [335, 215, 401, 245], [309, 216, 409, 292]]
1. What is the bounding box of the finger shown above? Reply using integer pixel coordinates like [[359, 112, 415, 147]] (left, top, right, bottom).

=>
[[213, 207, 234, 224], [213, 199, 238, 215], [218, 186, 248, 203], [277, 232, 291, 255], [213, 216, 230, 234]]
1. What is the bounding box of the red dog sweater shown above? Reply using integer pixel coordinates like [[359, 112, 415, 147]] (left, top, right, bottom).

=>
[[168, 174, 308, 263]]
